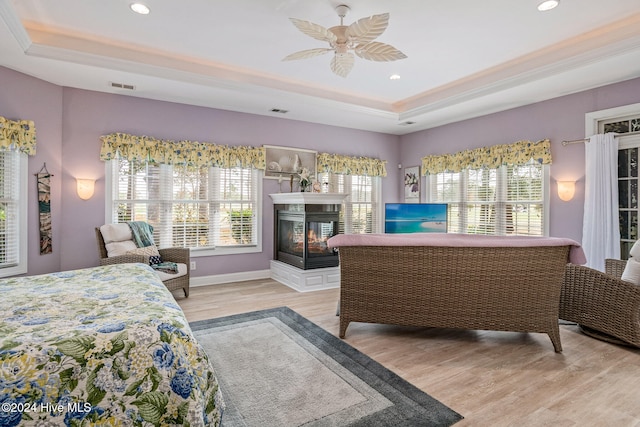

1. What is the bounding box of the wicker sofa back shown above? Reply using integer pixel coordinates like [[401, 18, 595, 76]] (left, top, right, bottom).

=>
[[328, 234, 584, 353]]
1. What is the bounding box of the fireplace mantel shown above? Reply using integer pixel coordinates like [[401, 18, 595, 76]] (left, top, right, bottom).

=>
[[269, 193, 348, 205]]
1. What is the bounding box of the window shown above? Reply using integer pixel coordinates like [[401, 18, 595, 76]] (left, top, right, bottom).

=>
[[0, 150, 27, 277], [106, 157, 261, 255], [602, 115, 640, 134], [427, 160, 548, 236], [319, 172, 382, 234], [618, 145, 638, 259], [602, 114, 640, 259], [585, 103, 640, 260]]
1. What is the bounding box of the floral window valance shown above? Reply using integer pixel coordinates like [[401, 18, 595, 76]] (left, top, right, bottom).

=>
[[421, 139, 551, 175], [317, 153, 387, 177], [100, 132, 265, 169], [99, 133, 390, 175], [0, 116, 37, 156]]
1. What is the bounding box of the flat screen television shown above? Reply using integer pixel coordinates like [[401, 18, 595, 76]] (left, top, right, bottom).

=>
[[384, 203, 448, 234]]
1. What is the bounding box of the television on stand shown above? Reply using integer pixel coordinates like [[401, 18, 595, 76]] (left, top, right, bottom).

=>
[[384, 203, 448, 234]]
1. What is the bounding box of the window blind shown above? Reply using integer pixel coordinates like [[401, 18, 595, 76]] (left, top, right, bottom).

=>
[[0, 151, 22, 271], [319, 172, 381, 234], [108, 158, 259, 250], [428, 160, 546, 236]]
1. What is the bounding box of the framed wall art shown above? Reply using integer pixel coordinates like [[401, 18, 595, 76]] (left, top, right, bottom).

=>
[[404, 166, 420, 202], [263, 145, 317, 180]]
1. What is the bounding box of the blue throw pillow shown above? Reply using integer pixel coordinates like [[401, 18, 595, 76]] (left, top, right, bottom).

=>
[[149, 255, 162, 265]]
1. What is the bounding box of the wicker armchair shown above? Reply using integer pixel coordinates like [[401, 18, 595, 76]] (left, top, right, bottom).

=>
[[561, 259, 640, 347], [95, 228, 190, 298]]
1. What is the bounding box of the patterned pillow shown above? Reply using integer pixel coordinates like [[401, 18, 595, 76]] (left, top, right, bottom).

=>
[[126, 245, 159, 256], [148, 255, 162, 266], [126, 245, 163, 265]]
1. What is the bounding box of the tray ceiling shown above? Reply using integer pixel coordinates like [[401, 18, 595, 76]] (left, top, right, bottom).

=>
[[1, 0, 639, 135]]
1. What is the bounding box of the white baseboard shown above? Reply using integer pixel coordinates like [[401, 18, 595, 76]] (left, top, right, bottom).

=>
[[190, 269, 271, 287], [270, 260, 340, 292], [190, 263, 341, 292]]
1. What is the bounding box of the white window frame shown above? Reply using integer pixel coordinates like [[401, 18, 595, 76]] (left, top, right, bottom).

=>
[[319, 172, 383, 234], [585, 102, 640, 137], [105, 160, 262, 257], [0, 151, 28, 277], [426, 163, 550, 236], [588, 102, 640, 259]]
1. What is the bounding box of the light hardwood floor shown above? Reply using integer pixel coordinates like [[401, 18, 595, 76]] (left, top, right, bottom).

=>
[[177, 279, 640, 427]]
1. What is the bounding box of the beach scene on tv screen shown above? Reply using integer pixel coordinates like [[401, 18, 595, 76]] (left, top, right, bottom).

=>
[[385, 203, 448, 233]]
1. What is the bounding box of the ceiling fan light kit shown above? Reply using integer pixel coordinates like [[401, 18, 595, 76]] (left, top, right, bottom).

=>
[[283, 4, 407, 77], [537, 0, 560, 11], [129, 3, 150, 15]]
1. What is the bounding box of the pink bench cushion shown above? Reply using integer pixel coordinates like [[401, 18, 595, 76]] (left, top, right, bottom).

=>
[[327, 232, 586, 265]]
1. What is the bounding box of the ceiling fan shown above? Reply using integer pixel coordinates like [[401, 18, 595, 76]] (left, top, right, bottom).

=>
[[283, 4, 407, 77]]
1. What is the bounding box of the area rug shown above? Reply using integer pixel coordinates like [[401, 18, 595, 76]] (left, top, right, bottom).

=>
[[190, 307, 463, 427]]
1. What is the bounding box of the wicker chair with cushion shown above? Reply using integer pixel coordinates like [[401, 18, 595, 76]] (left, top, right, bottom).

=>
[[96, 225, 190, 298], [561, 259, 640, 347]]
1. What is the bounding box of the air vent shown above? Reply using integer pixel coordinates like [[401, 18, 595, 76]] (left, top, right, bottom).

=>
[[398, 121, 416, 126], [110, 82, 136, 90], [270, 108, 289, 114]]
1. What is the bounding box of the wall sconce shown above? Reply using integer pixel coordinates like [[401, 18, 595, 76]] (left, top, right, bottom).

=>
[[557, 181, 575, 201], [76, 178, 95, 200]]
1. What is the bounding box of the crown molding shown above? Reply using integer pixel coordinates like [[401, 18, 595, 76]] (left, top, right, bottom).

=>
[[0, 0, 31, 50]]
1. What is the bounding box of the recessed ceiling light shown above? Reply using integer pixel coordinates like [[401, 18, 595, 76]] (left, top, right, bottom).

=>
[[130, 3, 150, 14], [537, 0, 559, 11], [389, 74, 401, 80]]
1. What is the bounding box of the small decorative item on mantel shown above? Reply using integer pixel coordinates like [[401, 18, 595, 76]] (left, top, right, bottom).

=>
[[298, 167, 312, 192]]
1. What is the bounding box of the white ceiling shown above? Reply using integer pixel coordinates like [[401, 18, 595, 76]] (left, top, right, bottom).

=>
[[1, 0, 640, 135]]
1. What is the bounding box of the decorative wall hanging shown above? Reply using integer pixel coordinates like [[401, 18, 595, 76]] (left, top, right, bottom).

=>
[[404, 166, 420, 202], [36, 164, 53, 254]]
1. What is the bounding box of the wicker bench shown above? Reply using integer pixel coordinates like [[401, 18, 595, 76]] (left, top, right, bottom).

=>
[[328, 233, 585, 353]]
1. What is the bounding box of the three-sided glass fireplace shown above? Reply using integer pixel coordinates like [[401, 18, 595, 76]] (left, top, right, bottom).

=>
[[274, 202, 340, 270]]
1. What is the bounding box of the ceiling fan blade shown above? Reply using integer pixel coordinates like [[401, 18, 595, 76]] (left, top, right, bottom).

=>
[[289, 18, 337, 43], [330, 52, 355, 77], [345, 13, 389, 44], [283, 48, 333, 61], [355, 42, 407, 62]]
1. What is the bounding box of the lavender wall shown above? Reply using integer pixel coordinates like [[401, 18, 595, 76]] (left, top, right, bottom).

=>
[[58, 88, 400, 276], [400, 77, 640, 242], [3, 62, 640, 277], [0, 67, 63, 275]]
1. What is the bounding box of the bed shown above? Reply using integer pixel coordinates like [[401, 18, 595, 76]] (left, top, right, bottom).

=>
[[0, 263, 223, 426]]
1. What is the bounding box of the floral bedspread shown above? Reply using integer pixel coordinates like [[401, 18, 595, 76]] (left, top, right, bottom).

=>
[[0, 263, 223, 426]]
